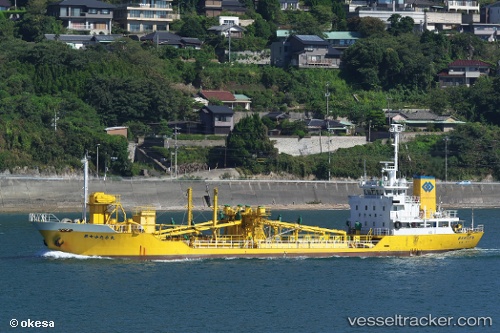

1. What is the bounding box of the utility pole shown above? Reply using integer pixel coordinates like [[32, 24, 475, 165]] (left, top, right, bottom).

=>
[[368, 120, 372, 142], [224, 135, 228, 168], [174, 127, 179, 178], [96, 143, 100, 179], [444, 136, 449, 182], [325, 82, 331, 181], [53, 110, 59, 131], [228, 25, 231, 63]]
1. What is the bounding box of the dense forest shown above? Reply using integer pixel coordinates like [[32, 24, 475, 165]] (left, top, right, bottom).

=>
[[1, 0, 500, 180]]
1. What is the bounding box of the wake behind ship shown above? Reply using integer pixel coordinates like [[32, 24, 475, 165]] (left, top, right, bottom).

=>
[[30, 124, 484, 259]]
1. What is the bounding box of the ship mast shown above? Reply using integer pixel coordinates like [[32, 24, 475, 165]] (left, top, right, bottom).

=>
[[387, 124, 404, 185]]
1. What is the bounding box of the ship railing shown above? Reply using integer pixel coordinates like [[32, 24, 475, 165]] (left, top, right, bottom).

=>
[[191, 235, 246, 249], [190, 235, 367, 249], [29, 213, 60, 223], [114, 224, 146, 233], [461, 224, 484, 233], [371, 228, 391, 236], [434, 210, 458, 218]]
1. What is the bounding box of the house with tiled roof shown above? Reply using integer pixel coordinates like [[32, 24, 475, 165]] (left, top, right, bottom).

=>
[[305, 119, 354, 135], [139, 31, 202, 49], [388, 109, 465, 132], [271, 35, 340, 69], [199, 105, 234, 134], [198, 90, 251, 110], [438, 60, 491, 88], [45, 34, 122, 49], [208, 23, 245, 39]]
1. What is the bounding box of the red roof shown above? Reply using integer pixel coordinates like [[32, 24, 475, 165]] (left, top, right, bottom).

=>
[[449, 60, 490, 67], [200, 90, 235, 101]]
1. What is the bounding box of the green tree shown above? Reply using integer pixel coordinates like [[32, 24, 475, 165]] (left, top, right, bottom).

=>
[[179, 15, 207, 39], [348, 17, 386, 37], [0, 18, 16, 41], [252, 16, 274, 41], [331, 0, 347, 30], [310, 5, 333, 30], [257, 0, 281, 22], [226, 114, 277, 172], [286, 11, 324, 36], [387, 14, 414, 36]]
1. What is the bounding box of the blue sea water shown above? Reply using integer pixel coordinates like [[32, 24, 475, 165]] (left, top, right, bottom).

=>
[[0, 209, 499, 333]]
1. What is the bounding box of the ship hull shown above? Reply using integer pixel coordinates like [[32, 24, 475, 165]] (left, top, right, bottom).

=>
[[33, 222, 484, 259]]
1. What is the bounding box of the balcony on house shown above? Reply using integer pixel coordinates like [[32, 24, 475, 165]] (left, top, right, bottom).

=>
[[446, 0, 479, 14], [127, 0, 172, 9]]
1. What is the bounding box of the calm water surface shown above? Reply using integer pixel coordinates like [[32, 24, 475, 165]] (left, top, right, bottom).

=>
[[0, 209, 499, 333]]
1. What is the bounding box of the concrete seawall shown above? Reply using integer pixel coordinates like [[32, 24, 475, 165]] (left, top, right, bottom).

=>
[[1, 177, 499, 212]]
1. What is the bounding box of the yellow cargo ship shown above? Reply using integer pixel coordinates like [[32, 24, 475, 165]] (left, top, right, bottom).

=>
[[30, 124, 484, 259]]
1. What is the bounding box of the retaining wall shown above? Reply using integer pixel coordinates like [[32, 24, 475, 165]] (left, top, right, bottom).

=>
[[1, 177, 499, 212]]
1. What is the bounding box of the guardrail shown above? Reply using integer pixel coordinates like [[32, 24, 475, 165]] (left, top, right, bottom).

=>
[[29, 213, 60, 223]]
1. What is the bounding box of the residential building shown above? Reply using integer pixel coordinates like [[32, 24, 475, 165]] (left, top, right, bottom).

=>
[[481, 2, 500, 24], [198, 90, 251, 110], [0, 0, 11, 10], [204, 0, 245, 17], [327, 119, 354, 135], [114, 0, 179, 33], [221, 0, 246, 15], [45, 34, 122, 49], [47, 0, 115, 35], [208, 23, 245, 39], [438, 59, 491, 88], [200, 105, 234, 134], [204, 0, 222, 17], [305, 119, 354, 135], [279, 0, 299, 10], [462, 23, 499, 42], [387, 109, 465, 132], [218, 15, 238, 26], [275, 29, 292, 41], [324, 31, 361, 49], [265, 112, 290, 122], [349, 0, 480, 31], [271, 35, 340, 69], [105, 126, 128, 138], [139, 31, 202, 48]]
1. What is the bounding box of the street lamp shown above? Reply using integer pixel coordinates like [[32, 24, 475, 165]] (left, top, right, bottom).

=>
[[96, 144, 100, 179]]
